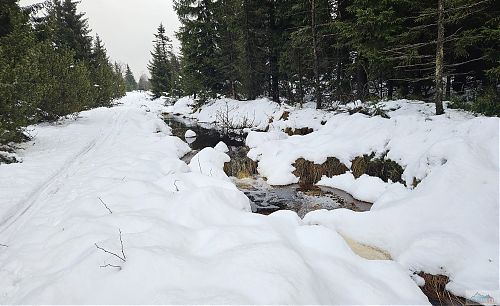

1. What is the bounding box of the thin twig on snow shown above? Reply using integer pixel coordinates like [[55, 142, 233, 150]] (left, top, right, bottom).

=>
[[98, 196, 113, 214]]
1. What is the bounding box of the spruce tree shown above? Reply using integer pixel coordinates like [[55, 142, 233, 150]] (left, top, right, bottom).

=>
[[124, 65, 138, 92], [148, 24, 172, 99], [50, 0, 93, 61], [0, 1, 38, 144], [89, 34, 119, 107], [175, 0, 224, 100]]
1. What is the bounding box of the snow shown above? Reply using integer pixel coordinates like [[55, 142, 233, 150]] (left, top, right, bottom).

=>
[[185, 129, 197, 138], [167, 97, 281, 131], [0, 92, 431, 304], [214, 141, 229, 153], [188, 147, 230, 181], [317, 173, 403, 203], [169, 95, 499, 299]]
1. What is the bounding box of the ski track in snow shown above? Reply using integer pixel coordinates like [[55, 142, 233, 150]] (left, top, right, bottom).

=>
[[0, 110, 126, 240]]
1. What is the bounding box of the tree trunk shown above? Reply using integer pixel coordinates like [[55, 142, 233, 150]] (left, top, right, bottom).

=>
[[297, 50, 305, 106], [242, 0, 257, 100], [434, 0, 445, 115], [445, 75, 451, 100], [311, 0, 322, 109], [387, 80, 394, 100], [269, 0, 280, 103], [356, 57, 368, 101]]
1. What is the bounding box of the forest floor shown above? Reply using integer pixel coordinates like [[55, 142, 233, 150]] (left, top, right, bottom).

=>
[[0, 92, 497, 304]]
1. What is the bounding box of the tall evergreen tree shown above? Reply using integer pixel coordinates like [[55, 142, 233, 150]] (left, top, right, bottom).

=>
[[49, 0, 93, 61], [124, 65, 138, 92], [175, 0, 224, 100], [148, 24, 172, 99], [89, 34, 120, 107]]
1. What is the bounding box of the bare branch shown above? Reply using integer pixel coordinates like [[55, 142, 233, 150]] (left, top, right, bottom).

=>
[[98, 197, 113, 214], [173, 180, 180, 192], [100, 263, 122, 270], [95, 243, 125, 262], [119, 229, 126, 261], [0, 243, 8, 248], [444, 56, 487, 68]]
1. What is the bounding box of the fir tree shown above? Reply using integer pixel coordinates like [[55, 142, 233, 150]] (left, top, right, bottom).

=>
[[124, 65, 138, 92], [49, 0, 93, 61], [175, 0, 224, 100], [89, 34, 120, 107], [148, 24, 172, 99]]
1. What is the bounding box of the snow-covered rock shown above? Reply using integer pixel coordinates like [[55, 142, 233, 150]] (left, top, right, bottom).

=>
[[185, 129, 197, 138], [214, 141, 229, 153]]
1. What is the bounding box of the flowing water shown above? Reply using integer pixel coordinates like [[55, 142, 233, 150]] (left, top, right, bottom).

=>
[[163, 114, 372, 217]]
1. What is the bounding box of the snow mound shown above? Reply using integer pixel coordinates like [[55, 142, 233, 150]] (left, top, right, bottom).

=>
[[318, 173, 403, 203], [214, 141, 229, 153], [185, 129, 197, 138]]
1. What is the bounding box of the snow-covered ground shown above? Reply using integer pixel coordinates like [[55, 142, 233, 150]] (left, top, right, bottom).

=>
[[168, 96, 500, 300], [0, 92, 432, 304]]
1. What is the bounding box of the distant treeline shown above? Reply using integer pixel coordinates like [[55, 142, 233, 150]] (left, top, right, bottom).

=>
[[0, 0, 128, 146], [163, 0, 498, 115]]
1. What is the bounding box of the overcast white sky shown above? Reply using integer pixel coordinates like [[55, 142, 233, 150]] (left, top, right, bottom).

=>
[[20, 0, 181, 79]]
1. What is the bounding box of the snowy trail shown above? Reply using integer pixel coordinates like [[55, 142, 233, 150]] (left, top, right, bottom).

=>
[[0, 93, 430, 304], [0, 109, 126, 239]]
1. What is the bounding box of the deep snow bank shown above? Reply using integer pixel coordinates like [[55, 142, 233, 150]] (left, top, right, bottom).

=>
[[0, 92, 429, 304], [170, 96, 499, 299]]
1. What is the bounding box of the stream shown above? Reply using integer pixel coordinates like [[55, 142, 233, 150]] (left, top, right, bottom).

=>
[[164, 114, 372, 217]]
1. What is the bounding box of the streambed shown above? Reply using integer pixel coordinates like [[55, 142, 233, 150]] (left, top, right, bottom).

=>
[[163, 113, 372, 216]]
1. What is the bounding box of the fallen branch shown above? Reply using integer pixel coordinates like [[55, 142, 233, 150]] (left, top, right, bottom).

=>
[[98, 196, 113, 214], [118, 229, 126, 261], [0, 243, 8, 248], [100, 263, 122, 270], [95, 229, 126, 262], [173, 180, 180, 192]]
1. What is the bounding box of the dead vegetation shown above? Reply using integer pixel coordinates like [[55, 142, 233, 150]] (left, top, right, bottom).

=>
[[417, 273, 468, 306], [215, 102, 255, 136], [293, 157, 349, 188], [351, 153, 405, 184], [283, 127, 314, 136], [280, 111, 290, 120], [223, 146, 258, 178], [95, 229, 127, 270], [291, 153, 406, 190]]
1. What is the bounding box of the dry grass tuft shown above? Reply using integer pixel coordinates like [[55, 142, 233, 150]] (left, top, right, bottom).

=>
[[351, 154, 405, 184], [223, 147, 258, 178], [293, 157, 348, 189], [284, 127, 314, 136], [280, 111, 290, 120], [418, 273, 468, 306]]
